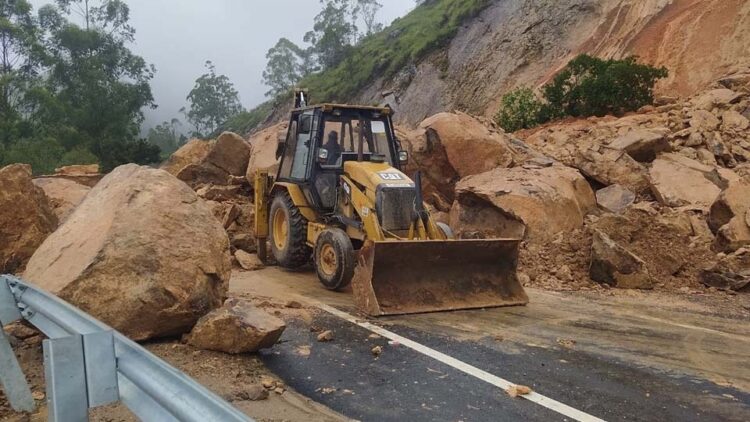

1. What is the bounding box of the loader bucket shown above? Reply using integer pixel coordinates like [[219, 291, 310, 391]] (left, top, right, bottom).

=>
[[351, 239, 528, 316]]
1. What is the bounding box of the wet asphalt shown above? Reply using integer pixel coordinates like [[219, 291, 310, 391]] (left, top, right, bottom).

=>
[[260, 312, 750, 422]]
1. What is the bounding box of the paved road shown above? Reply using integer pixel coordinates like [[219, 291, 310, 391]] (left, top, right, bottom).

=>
[[233, 268, 750, 422]]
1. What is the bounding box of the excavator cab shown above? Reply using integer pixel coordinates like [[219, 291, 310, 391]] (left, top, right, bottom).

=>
[[255, 91, 528, 316]]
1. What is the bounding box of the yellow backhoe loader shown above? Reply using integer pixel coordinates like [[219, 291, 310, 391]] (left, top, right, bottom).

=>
[[254, 91, 528, 316]]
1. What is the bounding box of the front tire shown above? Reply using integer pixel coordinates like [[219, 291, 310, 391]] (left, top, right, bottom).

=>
[[314, 229, 355, 291], [269, 191, 311, 268]]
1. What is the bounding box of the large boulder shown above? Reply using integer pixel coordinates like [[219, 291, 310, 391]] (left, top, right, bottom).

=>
[[450, 165, 596, 241], [24, 165, 231, 341], [245, 122, 287, 183], [649, 153, 723, 208], [590, 230, 653, 289], [32, 178, 90, 222], [608, 128, 671, 163], [161, 139, 214, 176], [204, 132, 252, 177], [186, 298, 285, 354], [708, 181, 750, 252], [418, 112, 515, 178], [0, 164, 58, 273], [596, 184, 635, 214]]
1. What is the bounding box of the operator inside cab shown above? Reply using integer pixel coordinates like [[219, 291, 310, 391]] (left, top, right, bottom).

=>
[[324, 131, 342, 165]]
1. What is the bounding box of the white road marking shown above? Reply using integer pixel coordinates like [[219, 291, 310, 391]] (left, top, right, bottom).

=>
[[318, 304, 607, 422]]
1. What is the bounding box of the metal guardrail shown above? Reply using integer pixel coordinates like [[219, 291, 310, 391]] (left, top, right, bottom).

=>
[[0, 274, 252, 422]]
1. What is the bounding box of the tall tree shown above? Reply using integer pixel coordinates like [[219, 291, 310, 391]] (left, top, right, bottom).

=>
[[35, 0, 158, 170], [0, 0, 39, 144], [262, 37, 311, 97], [185, 60, 243, 137], [354, 0, 383, 37], [147, 118, 182, 158], [304, 0, 358, 70]]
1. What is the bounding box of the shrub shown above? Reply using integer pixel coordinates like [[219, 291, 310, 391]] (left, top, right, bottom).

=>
[[494, 87, 543, 132], [541, 55, 668, 119], [495, 55, 668, 132]]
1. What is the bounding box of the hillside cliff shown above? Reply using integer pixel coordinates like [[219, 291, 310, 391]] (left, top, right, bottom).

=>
[[349, 0, 750, 126]]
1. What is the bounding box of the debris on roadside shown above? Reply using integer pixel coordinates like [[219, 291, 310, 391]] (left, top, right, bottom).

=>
[[232, 385, 269, 401], [317, 330, 334, 342], [371, 346, 383, 357], [506, 385, 533, 398], [556, 338, 577, 348], [285, 300, 303, 309], [368, 333, 381, 340], [317, 387, 337, 395]]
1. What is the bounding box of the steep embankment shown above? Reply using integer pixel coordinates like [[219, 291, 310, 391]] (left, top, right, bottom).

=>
[[350, 0, 750, 126]]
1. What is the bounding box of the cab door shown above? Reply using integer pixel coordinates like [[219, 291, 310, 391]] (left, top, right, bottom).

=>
[[278, 110, 316, 182]]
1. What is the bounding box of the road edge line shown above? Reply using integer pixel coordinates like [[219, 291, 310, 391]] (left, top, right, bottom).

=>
[[318, 304, 607, 422]]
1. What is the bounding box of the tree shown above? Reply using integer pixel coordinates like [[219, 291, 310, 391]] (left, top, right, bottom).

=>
[[147, 118, 182, 159], [262, 38, 308, 97], [354, 0, 383, 37], [185, 60, 243, 137], [494, 87, 543, 132], [304, 0, 359, 70], [36, 0, 158, 171], [0, 0, 40, 145]]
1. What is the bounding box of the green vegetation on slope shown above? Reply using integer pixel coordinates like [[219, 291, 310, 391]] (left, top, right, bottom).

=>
[[300, 0, 491, 103]]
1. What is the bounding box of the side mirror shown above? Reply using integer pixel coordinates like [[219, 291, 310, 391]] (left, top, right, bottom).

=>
[[398, 150, 408, 164], [317, 148, 329, 164]]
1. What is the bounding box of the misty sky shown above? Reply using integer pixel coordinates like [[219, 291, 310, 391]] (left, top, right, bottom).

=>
[[29, 0, 415, 131]]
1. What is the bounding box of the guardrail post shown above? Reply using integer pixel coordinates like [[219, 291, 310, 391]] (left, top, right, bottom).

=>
[[43, 335, 88, 422], [0, 276, 35, 413]]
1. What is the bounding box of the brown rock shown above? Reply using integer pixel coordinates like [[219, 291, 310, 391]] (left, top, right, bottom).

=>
[[691, 89, 741, 111], [55, 164, 99, 176], [419, 112, 515, 178], [596, 184, 635, 214], [708, 181, 750, 252], [0, 164, 58, 273], [690, 110, 721, 131], [450, 165, 596, 242], [233, 385, 269, 401], [196, 185, 243, 202], [722, 110, 750, 130], [205, 132, 252, 176], [246, 123, 287, 183], [317, 330, 334, 342], [186, 298, 285, 354], [235, 250, 264, 271], [176, 162, 229, 187], [590, 230, 653, 289], [33, 178, 90, 222], [506, 385, 533, 398], [649, 154, 722, 207], [24, 165, 231, 341], [161, 139, 214, 176], [609, 129, 670, 162], [700, 249, 750, 291]]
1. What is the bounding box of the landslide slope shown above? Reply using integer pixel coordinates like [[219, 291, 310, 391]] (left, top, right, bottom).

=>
[[296, 0, 749, 126]]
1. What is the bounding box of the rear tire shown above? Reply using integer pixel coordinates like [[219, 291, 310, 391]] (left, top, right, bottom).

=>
[[269, 191, 311, 269], [314, 229, 356, 291]]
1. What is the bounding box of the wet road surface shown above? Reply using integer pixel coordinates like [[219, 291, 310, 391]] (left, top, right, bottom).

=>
[[232, 268, 750, 422]]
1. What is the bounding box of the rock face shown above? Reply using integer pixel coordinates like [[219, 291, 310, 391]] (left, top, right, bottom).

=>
[[0, 164, 58, 273], [186, 298, 285, 354], [596, 184, 635, 214], [450, 165, 596, 241], [649, 154, 723, 208], [246, 122, 287, 183], [32, 178, 90, 222], [708, 181, 750, 252], [24, 165, 231, 341], [590, 230, 653, 289]]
